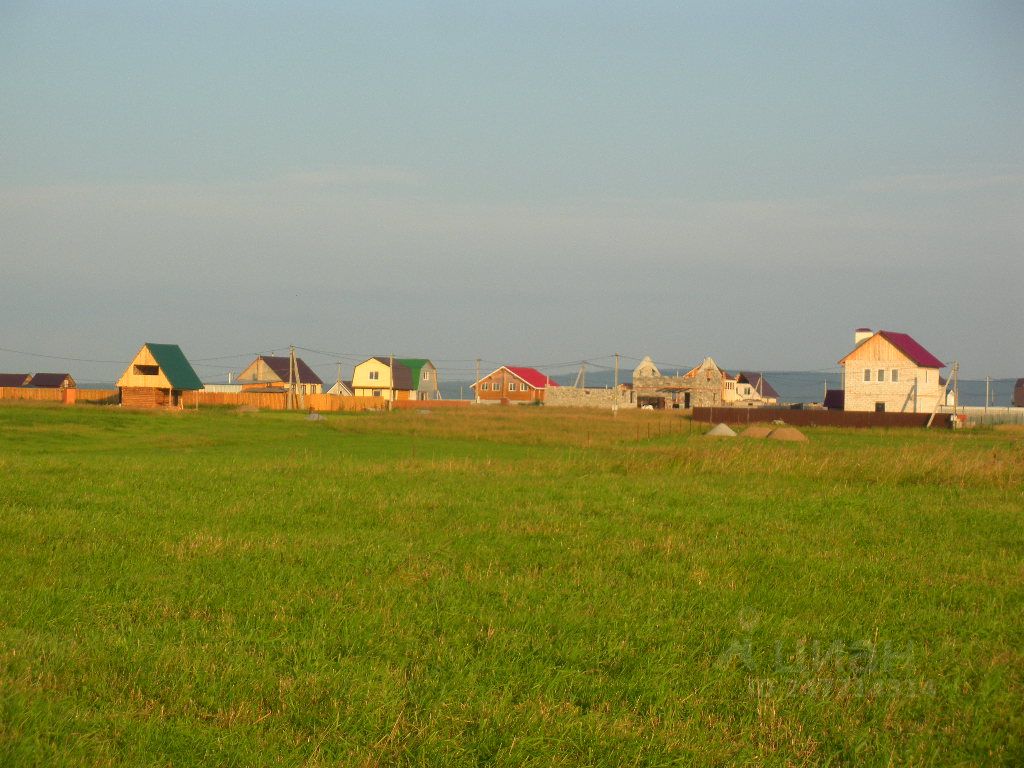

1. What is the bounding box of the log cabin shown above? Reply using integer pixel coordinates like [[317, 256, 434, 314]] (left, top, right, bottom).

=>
[[116, 343, 203, 408]]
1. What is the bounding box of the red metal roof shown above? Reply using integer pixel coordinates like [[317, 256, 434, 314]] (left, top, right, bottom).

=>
[[505, 366, 559, 389], [876, 331, 945, 369]]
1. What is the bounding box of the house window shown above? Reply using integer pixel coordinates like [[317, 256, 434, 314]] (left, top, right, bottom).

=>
[[877, 369, 885, 382], [863, 369, 871, 382], [520, 383, 529, 391], [508, 381, 515, 391], [369, 371, 379, 381], [372, 389, 381, 397], [134, 364, 159, 376], [875, 402, 885, 413], [422, 371, 430, 381], [891, 369, 899, 383]]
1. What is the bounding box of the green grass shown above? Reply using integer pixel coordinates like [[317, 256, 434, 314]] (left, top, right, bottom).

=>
[[0, 403, 1022, 766]]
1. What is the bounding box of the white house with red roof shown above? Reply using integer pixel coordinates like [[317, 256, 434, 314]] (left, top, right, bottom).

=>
[[471, 366, 559, 404], [838, 329, 946, 413]]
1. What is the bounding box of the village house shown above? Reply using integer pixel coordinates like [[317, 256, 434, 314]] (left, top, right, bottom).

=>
[[27, 373, 76, 389], [0, 374, 31, 388], [1015, 379, 1024, 409], [472, 366, 558, 403], [117, 343, 203, 408], [728, 372, 779, 406], [236, 355, 323, 394], [838, 328, 945, 413], [631, 356, 732, 409], [351, 357, 439, 401], [327, 379, 354, 396]]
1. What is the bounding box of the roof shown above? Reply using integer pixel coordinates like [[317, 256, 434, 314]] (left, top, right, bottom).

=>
[[471, 366, 558, 390], [823, 389, 845, 410], [256, 356, 324, 386], [146, 343, 204, 390], [505, 367, 559, 389], [840, 330, 944, 369], [368, 358, 414, 391], [738, 372, 780, 400], [28, 373, 73, 388], [0, 373, 30, 387], [396, 359, 433, 389]]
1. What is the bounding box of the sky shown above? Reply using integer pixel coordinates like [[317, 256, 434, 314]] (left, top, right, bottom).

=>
[[1, 1, 1022, 384]]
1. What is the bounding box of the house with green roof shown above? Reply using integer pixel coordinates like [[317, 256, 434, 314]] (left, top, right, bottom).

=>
[[116, 343, 203, 408], [351, 357, 440, 401], [397, 358, 440, 400]]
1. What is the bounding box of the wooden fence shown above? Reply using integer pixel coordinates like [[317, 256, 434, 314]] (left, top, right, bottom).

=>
[[182, 391, 388, 412], [692, 406, 951, 429]]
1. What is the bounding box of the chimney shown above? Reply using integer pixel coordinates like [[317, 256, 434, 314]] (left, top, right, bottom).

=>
[[855, 328, 873, 345]]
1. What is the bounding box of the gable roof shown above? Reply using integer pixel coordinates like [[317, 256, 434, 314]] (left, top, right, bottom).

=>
[[28, 373, 74, 388], [367, 358, 414, 391], [738, 372, 779, 400], [840, 330, 944, 369], [146, 343, 204, 390], [0, 373, 31, 387], [255, 356, 324, 386], [504, 366, 559, 389], [397, 359, 434, 389]]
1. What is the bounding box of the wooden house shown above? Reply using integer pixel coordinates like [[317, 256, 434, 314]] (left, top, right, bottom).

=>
[[1014, 379, 1024, 409], [0, 373, 31, 388], [236, 355, 323, 394], [351, 357, 437, 401], [838, 329, 945, 413], [116, 343, 203, 408], [471, 366, 558, 403], [327, 379, 354, 396], [27, 373, 76, 389]]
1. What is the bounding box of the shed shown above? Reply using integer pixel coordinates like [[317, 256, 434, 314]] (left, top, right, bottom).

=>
[[116, 343, 203, 408], [0, 373, 31, 388], [28, 373, 77, 389]]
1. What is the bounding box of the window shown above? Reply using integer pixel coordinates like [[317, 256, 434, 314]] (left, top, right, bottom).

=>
[[508, 381, 515, 391], [877, 369, 885, 382], [422, 371, 430, 381], [891, 369, 899, 383], [369, 370, 379, 381], [134, 364, 159, 376], [372, 389, 381, 397], [875, 402, 886, 413], [521, 383, 529, 391], [863, 369, 871, 382]]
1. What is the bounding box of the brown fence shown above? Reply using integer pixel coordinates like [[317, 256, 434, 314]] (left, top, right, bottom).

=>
[[0, 387, 62, 402], [692, 406, 951, 429], [181, 391, 387, 412], [392, 399, 471, 410], [75, 389, 119, 404]]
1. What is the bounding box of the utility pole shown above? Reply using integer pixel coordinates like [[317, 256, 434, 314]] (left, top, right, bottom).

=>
[[985, 375, 991, 421], [389, 353, 395, 411], [574, 362, 586, 389], [475, 358, 481, 403], [614, 353, 619, 389]]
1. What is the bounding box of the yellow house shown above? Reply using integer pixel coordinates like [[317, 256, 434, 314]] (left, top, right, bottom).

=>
[[350, 357, 439, 401]]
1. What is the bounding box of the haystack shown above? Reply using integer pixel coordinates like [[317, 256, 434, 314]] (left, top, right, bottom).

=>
[[705, 423, 737, 438], [740, 426, 773, 439], [768, 426, 808, 442]]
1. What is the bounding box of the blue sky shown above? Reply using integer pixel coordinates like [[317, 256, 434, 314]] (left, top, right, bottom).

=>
[[1, 2, 1021, 382]]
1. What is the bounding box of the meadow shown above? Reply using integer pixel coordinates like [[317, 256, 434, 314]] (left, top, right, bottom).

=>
[[0, 403, 1021, 766]]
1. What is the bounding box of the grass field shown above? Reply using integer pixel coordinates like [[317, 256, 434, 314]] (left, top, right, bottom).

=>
[[1, 403, 1022, 766]]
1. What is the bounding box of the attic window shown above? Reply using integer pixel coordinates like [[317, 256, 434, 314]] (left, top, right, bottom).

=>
[[134, 364, 159, 376], [422, 371, 430, 381]]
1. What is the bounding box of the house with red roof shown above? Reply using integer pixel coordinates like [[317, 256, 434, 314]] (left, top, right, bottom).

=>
[[471, 366, 558, 403], [838, 328, 946, 413]]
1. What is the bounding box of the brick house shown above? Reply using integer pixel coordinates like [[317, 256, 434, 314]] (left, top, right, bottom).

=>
[[838, 329, 945, 413], [472, 366, 558, 403]]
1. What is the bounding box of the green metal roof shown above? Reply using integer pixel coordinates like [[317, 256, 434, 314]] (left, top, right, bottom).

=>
[[146, 343, 203, 390], [396, 359, 432, 389]]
